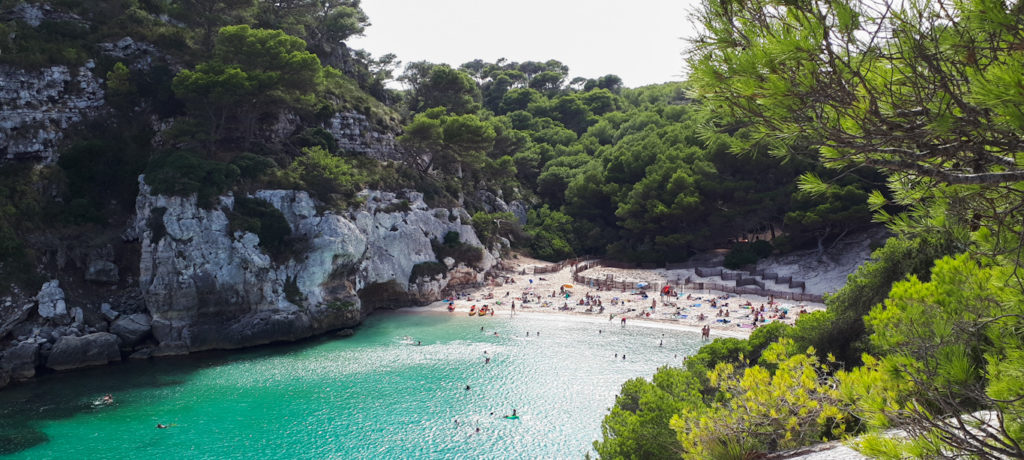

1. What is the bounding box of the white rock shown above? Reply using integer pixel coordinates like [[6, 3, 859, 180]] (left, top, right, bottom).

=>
[[36, 280, 67, 319]]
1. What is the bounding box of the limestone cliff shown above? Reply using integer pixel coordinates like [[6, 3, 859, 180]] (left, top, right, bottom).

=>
[[0, 62, 105, 163], [128, 181, 495, 356]]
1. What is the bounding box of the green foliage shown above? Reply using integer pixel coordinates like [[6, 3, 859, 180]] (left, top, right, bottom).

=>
[[788, 235, 956, 366], [0, 18, 91, 68], [409, 261, 447, 283], [594, 368, 702, 459], [596, 324, 796, 458], [470, 211, 517, 246], [672, 340, 850, 459], [723, 240, 773, 269], [105, 62, 136, 108], [0, 164, 45, 294], [283, 275, 305, 306], [144, 151, 240, 208], [230, 153, 278, 181], [286, 146, 364, 205], [401, 110, 496, 174], [290, 128, 339, 155], [226, 196, 292, 258], [838, 255, 1024, 458], [172, 25, 325, 146], [431, 233, 483, 267], [412, 65, 481, 115], [524, 205, 575, 261], [58, 135, 151, 222]]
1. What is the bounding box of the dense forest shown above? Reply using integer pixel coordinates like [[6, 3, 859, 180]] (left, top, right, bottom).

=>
[[1, 0, 1023, 458], [594, 0, 1024, 458]]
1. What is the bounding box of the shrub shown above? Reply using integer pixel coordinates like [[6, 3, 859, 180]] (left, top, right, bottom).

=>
[[431, 233, 483, 267], [231, 153, 278, 181], [226, 197, 292, 258], [283, 276, 305, 306], [377, 200, 411, 214], [144, 150, 239, 208], [723, 241, 773, 269], [290, 128, 339, 154], [287, 146, 363, 204], [471, 211, 518, 246], [410, 261, 447, 282]]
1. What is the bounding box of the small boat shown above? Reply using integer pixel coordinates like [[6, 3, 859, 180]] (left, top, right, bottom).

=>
[[478, 306, 489, 316], [468, 305, 477, 316]]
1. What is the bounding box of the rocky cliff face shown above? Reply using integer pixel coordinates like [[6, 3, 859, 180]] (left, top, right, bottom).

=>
[[0, 62, 105, 163], [128, 181, 495, 356], [326, 112, 402, 161]]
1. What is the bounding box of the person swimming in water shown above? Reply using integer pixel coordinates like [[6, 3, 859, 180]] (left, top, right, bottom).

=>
[[156, 424, 168, 429]]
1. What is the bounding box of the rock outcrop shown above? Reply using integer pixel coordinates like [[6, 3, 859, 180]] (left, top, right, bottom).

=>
[[130, 180, 496, 354], [326, 111, 402, 161], [0, 62, 105, 163], [46, 332, 121, 371], [1, 341, 40, 380], [110, 313, 151, 347], [36, 280, 68, 320]]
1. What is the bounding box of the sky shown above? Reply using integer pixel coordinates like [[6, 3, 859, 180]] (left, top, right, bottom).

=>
[[348, 0, 705, 89]]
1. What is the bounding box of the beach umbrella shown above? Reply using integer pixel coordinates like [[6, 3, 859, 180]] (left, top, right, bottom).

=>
[[637, 282, 648, 288], [562, 284, 573, 289]]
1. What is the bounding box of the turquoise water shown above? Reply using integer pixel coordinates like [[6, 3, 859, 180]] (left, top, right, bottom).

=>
[[0, 310, 702, 459]]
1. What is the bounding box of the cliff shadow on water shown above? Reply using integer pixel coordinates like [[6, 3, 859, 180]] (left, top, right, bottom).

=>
[[0, 333, 350, 456]]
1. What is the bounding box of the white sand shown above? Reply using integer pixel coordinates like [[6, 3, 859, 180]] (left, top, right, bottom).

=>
[[402, 254, 828, 340]]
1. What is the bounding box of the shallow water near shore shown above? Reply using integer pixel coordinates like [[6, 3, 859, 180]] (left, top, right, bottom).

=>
[[0, 309, 702, 459]]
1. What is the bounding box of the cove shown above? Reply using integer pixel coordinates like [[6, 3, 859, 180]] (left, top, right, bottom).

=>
[[0, 310, 703, 459]]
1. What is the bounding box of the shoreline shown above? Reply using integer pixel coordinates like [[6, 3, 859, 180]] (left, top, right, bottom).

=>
[[402, 254, 827, 340], [395, 304, 752, 339]]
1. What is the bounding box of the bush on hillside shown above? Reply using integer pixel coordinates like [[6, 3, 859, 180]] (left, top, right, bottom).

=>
[[226, 197, 292, 259], [723, 240, 773, 269], [144, 150, 239, 208]]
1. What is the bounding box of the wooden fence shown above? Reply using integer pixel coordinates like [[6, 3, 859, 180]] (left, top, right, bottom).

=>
[[680, 279, 824, 303], [569, 259, 824, 303], [529, 257, 594, 275]]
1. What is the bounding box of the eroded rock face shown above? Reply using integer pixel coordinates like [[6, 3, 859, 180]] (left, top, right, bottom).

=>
[[110, 313, 151, 347], [326, 111, 401, 161], [1, 341, 40, 380], [0, 63, 105, 163], [46, 332, 121, 371], [85, 260, 119, 284], [354, 190, 496, 303], [36, 280, 67, 320], [131, 181, 496, 354]]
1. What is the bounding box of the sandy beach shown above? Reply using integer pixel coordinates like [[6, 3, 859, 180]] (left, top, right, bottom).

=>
[[406, 254, 827, 340]]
